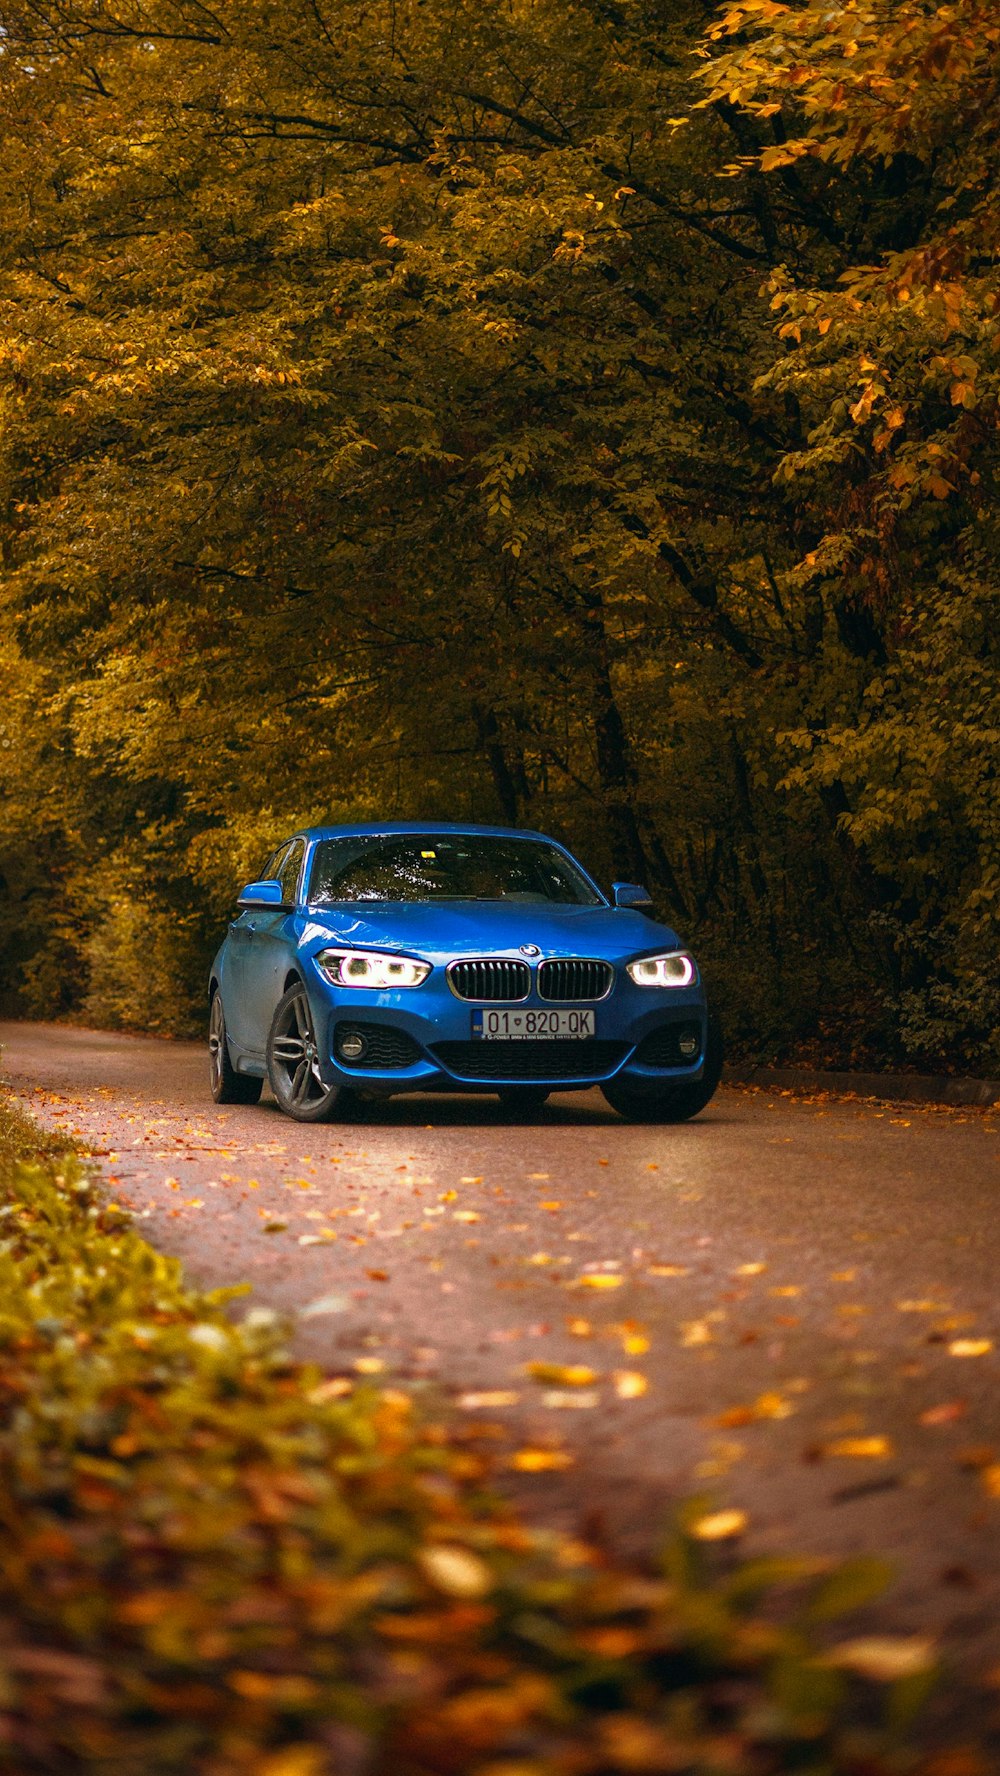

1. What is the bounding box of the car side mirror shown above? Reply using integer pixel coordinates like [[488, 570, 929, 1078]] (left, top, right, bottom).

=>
[[612, 881, 654, 910], [237, 878, 284, 908]]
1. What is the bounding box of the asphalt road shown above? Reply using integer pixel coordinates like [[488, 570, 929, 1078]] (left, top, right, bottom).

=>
[[4, 1019, 1000, 1743]]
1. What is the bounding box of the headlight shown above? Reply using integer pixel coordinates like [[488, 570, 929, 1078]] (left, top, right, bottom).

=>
[[627, 952, 697, 988], [316, 948, 431, 989]]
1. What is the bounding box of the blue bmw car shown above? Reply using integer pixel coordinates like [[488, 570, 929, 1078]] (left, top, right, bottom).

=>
[[208, 822, 722, 1123]]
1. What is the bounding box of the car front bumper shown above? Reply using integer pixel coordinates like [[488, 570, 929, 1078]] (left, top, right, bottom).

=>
[[302, 958, 708, 1094]]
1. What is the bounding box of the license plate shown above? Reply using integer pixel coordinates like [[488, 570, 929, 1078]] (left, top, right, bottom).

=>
[[472, 1009, 595, 1040]]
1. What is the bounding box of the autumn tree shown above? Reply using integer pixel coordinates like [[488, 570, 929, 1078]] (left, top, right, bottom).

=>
[[0, 0, 995, 1066]]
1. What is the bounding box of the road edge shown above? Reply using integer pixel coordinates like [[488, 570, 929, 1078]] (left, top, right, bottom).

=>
[[723, 1063, 1000, 1108]]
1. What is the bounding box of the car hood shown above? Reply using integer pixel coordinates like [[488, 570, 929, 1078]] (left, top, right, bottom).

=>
[[300, 899, 681, 962]]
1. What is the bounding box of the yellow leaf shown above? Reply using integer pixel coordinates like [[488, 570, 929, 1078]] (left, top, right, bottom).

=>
[[453, 1210, 480, 1222], [715, 1391, 793, 1427], [573, 1273, 624, 1290], [614, 1370, 648, 1399], [354, 1356, 385, 1374], [418, 1544, 493, 1599], [823, 1636, 935, 1682], [950, 1338, 993, 1357], [690, 1508, 747, 1541], [648, 1263, 690, 1277], [735, 1261, 766, 1276], [308, 1377, 353, 1402], [511, 1447, 574, 1472], [525, 1362, 598, 1386], [680, 1319, 713, 1347], [824, 1436, 892, 1459], [458, 1390, 520, 1409], [255, 1749, 327, 1776]]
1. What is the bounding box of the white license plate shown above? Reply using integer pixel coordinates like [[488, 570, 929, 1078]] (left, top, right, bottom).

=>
[[472, 1009, 595, 1040]]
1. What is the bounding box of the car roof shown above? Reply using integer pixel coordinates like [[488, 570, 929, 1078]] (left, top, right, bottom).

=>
[[298, 821, 561, 843]]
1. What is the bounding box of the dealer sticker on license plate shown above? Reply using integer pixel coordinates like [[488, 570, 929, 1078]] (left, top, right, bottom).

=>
[[472, 1009, 595, 1040]]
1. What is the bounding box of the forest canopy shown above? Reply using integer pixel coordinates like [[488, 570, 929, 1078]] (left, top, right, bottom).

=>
[[0, 0, 997, 1068]]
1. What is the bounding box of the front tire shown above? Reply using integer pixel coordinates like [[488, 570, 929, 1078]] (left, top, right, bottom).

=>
[[602, 1017, 723, 1124], [209, 993, 264, 1105], [266, 983, 349, 1123]]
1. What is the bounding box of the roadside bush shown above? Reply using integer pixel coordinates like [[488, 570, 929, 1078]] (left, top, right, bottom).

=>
[[0, 1096, 930, 1775], [81, 888, 205, 1037]]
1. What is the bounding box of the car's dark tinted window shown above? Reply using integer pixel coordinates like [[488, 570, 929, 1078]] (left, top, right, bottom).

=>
[[308, 835, 601, 906], [276, 840, 305, 905]]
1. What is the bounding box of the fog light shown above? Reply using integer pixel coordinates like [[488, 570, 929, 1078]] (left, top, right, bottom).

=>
[[679, 1032, 699, 1059], [338, 1030, 366, 1062]]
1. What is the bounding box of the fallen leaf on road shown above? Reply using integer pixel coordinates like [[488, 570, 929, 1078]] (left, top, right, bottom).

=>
[[567, 1318, 592, 1337], [949, 1338, 993, 1357], [613, 1370, 648, 1399], [458, 1391, 520, 1410], [572, 1274, 624, 1291], [715, 1391, 794, 1427], [308, 1377, 353, 1402], [770, 1285, 802, 1298], [539, 1201, 563, 1211], [262, 1221, 287, 1234], [734, 1262, 766, 1276], [822, 1636, 935, 1681], [981, 1464, 1000, 1499], [543, 1389, 600, 1409], [526, 1252, 554, 1266], [299, 1293, 348, 1318], [525, 1362, 598, 1386], [822, 1436, 893, 1459], [919, 1402, 967, 1427], [897, 1299, 950, 1312], [510, 1447, 574, 1471], [647, 1263, 690, 1277], [354, 1357, 385, 1375], [527, 1173, 551, 1180], [690, 1508, 747, 1541], [365, 1269, 389, 1282], [679, 1319, 713, 1347], [453, 1210, 480, 1223]]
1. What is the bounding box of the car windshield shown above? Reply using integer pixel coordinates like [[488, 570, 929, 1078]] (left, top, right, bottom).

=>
[[308, 834, 602, 906]]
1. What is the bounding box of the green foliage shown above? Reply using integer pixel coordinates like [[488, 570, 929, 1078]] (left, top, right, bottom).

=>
[[0, 0, 996, 1068], [0, 1095, 927, 1774]]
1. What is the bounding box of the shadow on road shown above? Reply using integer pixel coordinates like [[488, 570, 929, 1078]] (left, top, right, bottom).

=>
[[251, 1090, 733, 1131]]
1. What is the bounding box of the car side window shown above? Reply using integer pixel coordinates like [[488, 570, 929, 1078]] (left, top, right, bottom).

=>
[[276, 840, 305, 907]]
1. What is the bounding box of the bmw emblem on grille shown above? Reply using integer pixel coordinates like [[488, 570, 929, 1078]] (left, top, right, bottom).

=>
[[519, 943, 541, 957]]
